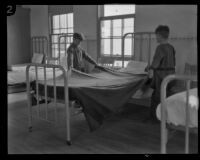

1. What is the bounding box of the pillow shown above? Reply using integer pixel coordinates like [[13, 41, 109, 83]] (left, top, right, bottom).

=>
[[60, 56, 68, 68], [31, 53, 44, 64]]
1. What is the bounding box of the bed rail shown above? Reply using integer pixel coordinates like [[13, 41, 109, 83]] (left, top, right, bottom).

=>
[[58, 33, 73, 64], [160, 74, 197, 154], [121, 32, 155, 69], [26, 63, 71, 145]]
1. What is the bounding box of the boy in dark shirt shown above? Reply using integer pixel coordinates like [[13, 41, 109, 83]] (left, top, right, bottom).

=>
[[145, 25, 176, 123], [67, 33, 99, 72]]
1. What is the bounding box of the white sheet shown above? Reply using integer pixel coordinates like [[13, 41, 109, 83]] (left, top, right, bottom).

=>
[[156, 88, 198, 128], [8, 67, 63, 85], [120, 60, 152, 99], [119, 60, 148, 75]]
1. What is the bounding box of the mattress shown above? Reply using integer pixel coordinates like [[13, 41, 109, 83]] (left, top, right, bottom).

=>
[[8, 67, 63, 85], [32, 67, 148, 131], [156, 88, 198, 128], [119, 60, 148, 75]]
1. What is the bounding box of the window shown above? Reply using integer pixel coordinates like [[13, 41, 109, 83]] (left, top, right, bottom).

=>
[[99, 5, 135, 67], [104, 5, 135, 17], [50, 13, 73, 58]]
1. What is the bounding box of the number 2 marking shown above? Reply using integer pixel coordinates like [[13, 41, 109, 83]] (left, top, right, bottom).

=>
[[7, 5, 13, 14]]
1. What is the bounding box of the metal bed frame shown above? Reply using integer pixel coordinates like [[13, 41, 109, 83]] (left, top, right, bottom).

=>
[[8, 36, 49, 94], [122, 32, 154, 107], [160, 74, 198, 154], [48, 33, 73, 65], [26, 63, 72, 145], [31, 36, 48, 62], [121, 32, 155, 70], [26, 34, 74, 145]]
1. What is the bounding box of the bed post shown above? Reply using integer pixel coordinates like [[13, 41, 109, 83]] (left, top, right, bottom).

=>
[[160, 75, 197, 154], [160, 74, 170, 154], [122, 33, 126, 68], [185, 80, 191, 153], [26, 64, 32, 132], [62, 65, 71, 145]]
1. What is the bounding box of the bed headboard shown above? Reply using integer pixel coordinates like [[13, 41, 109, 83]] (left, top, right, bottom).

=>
[[57, 33, 73, 64], [184, 63, 197, 88], [184, 63, 197, 75], [31, 36, 48, 64], [122, 32, 155, 68]]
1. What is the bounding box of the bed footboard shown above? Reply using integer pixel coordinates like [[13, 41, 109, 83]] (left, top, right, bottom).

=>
[[160, 74, 197, 154], [26, 63, 71, 145]]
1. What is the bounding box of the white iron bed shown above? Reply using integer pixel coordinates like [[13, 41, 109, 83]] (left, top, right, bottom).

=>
[[158, 74, 198, 154]]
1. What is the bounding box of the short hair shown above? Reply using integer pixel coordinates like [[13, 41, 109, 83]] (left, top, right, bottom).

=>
[[155, 25, 170, 39], [73, 33, 85, 41]]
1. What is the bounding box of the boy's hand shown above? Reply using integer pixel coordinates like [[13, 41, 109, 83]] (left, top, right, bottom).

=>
[[148, 69, 153, 78], [144, 65, 149, 72]]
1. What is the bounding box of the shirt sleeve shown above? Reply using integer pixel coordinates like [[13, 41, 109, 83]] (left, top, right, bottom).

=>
[[82, 49, 97, 66], [150, 45, 164, 69]]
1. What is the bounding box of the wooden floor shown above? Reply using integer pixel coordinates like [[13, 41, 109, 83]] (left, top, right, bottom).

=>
[[8, 92, 198, 154]]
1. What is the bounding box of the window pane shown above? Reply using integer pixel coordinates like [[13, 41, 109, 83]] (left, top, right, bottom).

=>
[[68, 28, 73, 34], [68, 13, 73, 28], [113, 19, 122, 36], [114, 60, 129, 67], [53, 29, 60, 34], [60, 29, 67, 33], [101, 20, 111, 38], [124, 38, 133, 56], [52, 44, 58, 49], [66, 37, 73, 43], [52, 48, 59, 58], [124, 18, 134, 34], [51, 35, 59, 43], [114, 60, 122, 67], [104, 5, 135, 16], [60, 51, 66, 58], [53, 15, 59, 29], [101, 39, 110, 55], [113, 39, 121, 55], [60, 14, 67, 28]]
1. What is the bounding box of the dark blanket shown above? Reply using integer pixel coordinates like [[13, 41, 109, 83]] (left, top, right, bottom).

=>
[[32, 67, 148, 131]]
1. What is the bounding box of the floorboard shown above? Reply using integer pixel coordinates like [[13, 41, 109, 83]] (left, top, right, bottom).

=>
[[7, 92, 198, 154]]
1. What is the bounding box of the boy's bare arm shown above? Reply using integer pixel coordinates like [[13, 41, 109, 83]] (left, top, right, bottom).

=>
[[82, 50, 98, 66]]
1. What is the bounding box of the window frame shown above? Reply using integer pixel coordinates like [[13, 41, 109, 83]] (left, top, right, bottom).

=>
[[49, 13, 74, 58], [98, 6, 136, 66]]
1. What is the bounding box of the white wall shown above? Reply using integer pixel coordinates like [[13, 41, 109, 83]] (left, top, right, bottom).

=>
[[23, 5, 49, 37], [73, 5, 97, 40], [135, 5, 197, 74], [7, 7, 31, 65]]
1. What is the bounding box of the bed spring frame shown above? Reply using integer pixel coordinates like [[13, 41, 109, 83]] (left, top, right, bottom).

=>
[[160, 74, 198, 154]]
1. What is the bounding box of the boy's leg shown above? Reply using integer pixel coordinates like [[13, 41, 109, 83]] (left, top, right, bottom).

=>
[[150, 90, 160, 122]]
